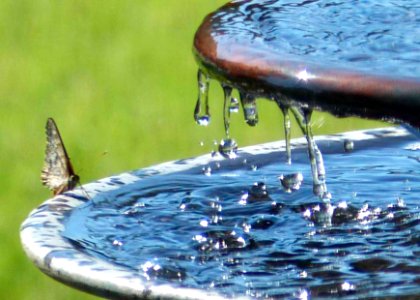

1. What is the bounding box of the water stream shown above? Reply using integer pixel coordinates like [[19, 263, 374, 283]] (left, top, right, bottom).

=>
[[194, 69, 330, 200]]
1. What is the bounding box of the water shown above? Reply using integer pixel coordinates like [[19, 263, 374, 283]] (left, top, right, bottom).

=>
[[194, 0, 420, 129], [208, 0, 420, 78], [63, 132, 420, 299], [194, 70, 211, 126]]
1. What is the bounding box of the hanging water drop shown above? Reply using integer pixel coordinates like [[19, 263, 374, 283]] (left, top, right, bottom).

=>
[[222, 84, 233, 137], [194, 69, 211, 126], [240, 93, 258, 126], [229, 97, 239, 113], [276, 100, 292, 164]]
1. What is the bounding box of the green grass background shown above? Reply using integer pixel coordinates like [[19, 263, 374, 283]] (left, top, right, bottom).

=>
[[0, 1, 385, 299]]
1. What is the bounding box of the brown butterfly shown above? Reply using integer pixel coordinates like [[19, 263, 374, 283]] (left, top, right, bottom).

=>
[[41, 118, 80, 195]]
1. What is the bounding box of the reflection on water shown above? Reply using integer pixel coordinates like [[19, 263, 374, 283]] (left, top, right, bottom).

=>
[[209, 0, 420, 78], [63, 132, 419, 299]]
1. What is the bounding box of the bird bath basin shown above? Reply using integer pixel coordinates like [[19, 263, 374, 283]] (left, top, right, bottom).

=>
[[21, 127, 419, 299], [21, 0, 419, 299]]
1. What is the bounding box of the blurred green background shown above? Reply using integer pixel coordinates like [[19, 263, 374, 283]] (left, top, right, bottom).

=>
[[0, 1, 385, 299]]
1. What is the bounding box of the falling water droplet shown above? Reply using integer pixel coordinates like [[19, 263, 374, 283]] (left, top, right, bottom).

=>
[[194, 69, 211, 126], [222, 84, 233, 137], [218, 138, 238, 159], [240, 92, 258, 126]]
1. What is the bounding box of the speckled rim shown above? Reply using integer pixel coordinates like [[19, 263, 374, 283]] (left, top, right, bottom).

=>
[[20, 127, 414, 299]]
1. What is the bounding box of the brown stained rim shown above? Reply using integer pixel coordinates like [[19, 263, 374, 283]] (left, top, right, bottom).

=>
[[193, 3, 420, 128]]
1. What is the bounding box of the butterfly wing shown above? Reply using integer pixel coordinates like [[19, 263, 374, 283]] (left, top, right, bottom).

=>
[[41, 118, 79, 195]]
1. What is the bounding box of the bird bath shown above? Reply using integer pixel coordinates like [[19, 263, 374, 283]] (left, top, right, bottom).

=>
[[21, 1, 419, 299]]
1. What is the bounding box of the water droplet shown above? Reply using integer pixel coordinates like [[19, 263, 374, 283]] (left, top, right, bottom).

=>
[[218, 138, 238, 159], [112, 239, 123, 247], [279, 173, 303, 192], [222, 84, 233, 137], [344, 139, 354, 152], [341, 281, 355, 291], [238, 192, 248, 205], [299, 271, 308, 278], [194, 69, 211, 126], [277, 100, 292, 164], [240, 92, 258, 126], [202, 166, 212, 176], [229, 97, 239, 113], [248, 182, 269, 200], [199, 220, 209, 227]]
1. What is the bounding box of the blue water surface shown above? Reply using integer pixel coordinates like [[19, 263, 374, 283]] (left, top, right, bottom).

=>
[[63, 132, 419, 299]]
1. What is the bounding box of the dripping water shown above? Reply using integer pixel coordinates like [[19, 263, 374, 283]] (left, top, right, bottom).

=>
[[291, 107, 329, 199], [194, 69, 211, 126], [276, 101, 292, 164], [222, 84, 233, 138], [193, 69, 329, 199], [219, 84, 238, 159], [240, 92, 258, 127]]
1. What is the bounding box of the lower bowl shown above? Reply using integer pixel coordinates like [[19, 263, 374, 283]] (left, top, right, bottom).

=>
[[20, 127, 419, 299]]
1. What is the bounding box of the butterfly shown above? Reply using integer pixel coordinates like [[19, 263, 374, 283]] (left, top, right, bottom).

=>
[[41, 118, 80, 195]]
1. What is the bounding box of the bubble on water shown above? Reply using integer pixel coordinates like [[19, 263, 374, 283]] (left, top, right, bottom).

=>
[[240, 92, 258, 126], [194, 69, 211, 126], [219, 138, 238, 159], [344, 139, 354, 152], [279, 172, 303, 192]]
